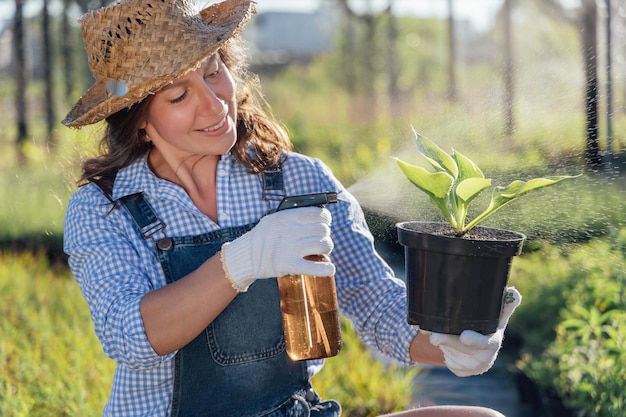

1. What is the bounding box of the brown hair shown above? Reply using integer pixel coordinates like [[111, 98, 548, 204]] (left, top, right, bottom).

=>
[[79, 36, 292, 193]]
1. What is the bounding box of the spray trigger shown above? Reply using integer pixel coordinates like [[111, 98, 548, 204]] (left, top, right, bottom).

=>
[[275, 192, 338, 212]]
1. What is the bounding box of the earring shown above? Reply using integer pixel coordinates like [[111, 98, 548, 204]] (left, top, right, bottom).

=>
[[140, 129, 151, 143]]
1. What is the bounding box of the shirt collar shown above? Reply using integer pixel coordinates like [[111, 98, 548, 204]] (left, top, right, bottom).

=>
[[111, 152, 235, 201], [110, 154, 154, 201]]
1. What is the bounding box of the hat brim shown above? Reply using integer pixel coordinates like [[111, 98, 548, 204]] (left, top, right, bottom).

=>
[[62, 0, 255, 128]]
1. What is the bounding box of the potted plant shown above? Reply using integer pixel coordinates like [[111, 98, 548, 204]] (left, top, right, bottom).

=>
[[394, 128, 580, 335]]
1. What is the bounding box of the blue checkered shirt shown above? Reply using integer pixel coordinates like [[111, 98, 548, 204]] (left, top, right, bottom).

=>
[[64, 151, 417, 416]]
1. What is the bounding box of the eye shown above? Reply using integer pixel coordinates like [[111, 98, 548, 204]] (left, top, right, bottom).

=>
[[205, 69, 220, 80], [169, 90, 188, 104], [205, 61, 221, 79]]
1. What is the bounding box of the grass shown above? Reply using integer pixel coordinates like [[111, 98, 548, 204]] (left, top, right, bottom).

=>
[[0, 252, 115, 416]]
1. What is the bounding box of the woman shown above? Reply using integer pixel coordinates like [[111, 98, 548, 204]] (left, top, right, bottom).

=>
[[63, 0, 520, 416]]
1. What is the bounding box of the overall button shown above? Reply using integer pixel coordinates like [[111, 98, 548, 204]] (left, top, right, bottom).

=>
[[157, 238, 173, 251], [305, 387, 317, 402]]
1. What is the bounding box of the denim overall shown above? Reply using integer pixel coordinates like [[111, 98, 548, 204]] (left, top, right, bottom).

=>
[[114, 166, 341, 417]]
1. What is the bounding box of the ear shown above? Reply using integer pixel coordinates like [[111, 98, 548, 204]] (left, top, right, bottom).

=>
[[139, 120, 147, 129]]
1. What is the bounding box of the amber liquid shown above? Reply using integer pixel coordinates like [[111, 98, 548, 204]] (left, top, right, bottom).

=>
[[277, 256, 342, 361]]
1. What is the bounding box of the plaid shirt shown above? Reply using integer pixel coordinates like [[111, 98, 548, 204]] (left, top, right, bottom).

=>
[[64, 151, 417, 416]]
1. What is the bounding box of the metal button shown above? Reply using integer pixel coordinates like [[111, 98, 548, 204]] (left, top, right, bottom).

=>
[[157, 238, 173, 251], [305, 387, 317, 402]]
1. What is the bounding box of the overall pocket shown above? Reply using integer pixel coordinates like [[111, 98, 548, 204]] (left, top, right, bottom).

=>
[[206, 279, 286, 365]]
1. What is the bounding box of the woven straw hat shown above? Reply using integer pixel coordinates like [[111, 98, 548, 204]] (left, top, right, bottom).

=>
[[62, 0, 256, 128]]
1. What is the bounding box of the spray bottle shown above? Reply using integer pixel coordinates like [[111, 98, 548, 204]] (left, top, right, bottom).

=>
[[275, 192, 342, 361]]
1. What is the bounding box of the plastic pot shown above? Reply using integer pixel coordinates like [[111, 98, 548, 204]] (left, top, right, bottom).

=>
[[397, 221, 526, 335]]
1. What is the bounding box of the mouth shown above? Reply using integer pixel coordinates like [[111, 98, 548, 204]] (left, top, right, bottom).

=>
[[200, 116, 227, 133]]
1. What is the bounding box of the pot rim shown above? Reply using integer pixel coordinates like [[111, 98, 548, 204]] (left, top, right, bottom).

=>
[[396, 221, 526, 257]]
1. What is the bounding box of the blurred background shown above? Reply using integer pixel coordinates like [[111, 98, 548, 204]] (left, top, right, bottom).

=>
[[1, 1, 625, 416]]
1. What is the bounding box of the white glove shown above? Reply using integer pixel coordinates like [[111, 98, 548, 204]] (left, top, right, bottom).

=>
[[220, 207, 335, 292], [429, 287, 522, 377]]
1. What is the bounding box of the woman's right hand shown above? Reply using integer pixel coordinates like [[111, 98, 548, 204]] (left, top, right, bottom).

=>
[[220, 207, 335, 292]]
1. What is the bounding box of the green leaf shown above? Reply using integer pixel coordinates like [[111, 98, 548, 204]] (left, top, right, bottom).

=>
[[464, 175, 582, 232], [429, 195, 458, 229], [453, 150, 484, 180], [489, 176, 573, 212], [395, 158, 453, 200], [395, 157, 457, 227], [455, 177, 492, 204], [497, 176, 580, 200], [453, 177, 492, 230], [412, 128, 458, 178], [493, 176, 581, 209]]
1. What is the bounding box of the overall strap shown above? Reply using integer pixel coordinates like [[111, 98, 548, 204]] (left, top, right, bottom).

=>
[[90, 173, 168, 242], [118, 193, 167, 241], [261, 164, 286, 212], [90, 171, 118, 202]]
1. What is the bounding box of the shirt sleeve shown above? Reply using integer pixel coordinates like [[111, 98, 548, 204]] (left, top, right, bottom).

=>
[[64, 185, 172, 370], [311, 159, 419, 365]]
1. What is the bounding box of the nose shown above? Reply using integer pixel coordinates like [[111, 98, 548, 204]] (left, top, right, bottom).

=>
[[195, 77, 226, 116]]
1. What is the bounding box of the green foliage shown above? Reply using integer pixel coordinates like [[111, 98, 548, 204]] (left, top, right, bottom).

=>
[[0, 122, 98, 255], [312, 318, 421, 417], [511, 233, 626, 417], [0, 252, 115, 416], [0, 253, 421, 416], [507, 244, 578, 356], [554, 310, 626, 416], [0, 165, 70, 246], [395, 130, 581, 235]]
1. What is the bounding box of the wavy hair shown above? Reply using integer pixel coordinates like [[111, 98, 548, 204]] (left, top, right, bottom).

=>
[[78, 36, 292, 193]]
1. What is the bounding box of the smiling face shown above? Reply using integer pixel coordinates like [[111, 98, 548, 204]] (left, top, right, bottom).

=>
[[141, 54, 238, 169]]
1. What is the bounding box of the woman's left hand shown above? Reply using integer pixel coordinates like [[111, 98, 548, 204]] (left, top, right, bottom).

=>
[[428, 287, 522, 377]]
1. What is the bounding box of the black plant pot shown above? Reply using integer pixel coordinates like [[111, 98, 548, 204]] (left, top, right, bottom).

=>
[[397, 221, 526, 335]]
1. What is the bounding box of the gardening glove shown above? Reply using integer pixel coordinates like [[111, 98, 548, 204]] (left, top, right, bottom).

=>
[[220, 207, 335, 292], [429, 287, 522, 377]]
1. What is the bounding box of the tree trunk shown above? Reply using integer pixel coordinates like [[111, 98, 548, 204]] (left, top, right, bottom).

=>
[[14, 0, 28, 165], [622, 5, 626, 117], [622, 9, 626, 117], [61, 0, 74, 100], [43, 0, 56, 147], [604, 0, 614, 176], [337, 0, 382, 120], [447, 0, 458, 102], [502, 0, 515, 138], [341, 13, 357, 94], [582, 0, 602, 170], [362, 14, 378, 119], [387, 1, 400, 116]]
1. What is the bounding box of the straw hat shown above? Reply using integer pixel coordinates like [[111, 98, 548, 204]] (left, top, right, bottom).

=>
[[62, 0, 256, 128]]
